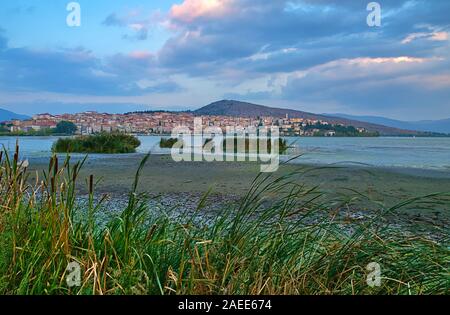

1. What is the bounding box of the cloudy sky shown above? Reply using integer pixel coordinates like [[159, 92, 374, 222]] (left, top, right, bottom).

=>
[[0, 0, 449, 120]]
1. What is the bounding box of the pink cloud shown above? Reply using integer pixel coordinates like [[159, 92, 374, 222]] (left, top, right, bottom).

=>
[[288, 57, 434, 83], [129, 51, 153, 60], [402, 31, 449, 44], [169, 0, 231, 23], [430, 31, 449, 41]]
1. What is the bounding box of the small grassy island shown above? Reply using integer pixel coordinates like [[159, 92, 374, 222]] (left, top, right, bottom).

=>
[[53, 133, 141, 154], [160, 137, 289, 154], [217, 137, 289, 154], [159, 137, 179, 148]]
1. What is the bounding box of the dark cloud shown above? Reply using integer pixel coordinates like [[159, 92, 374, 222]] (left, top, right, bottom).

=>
[[122, 28, 149, 41], [0, 41, 178, 96], [3, 102, 150, 115], [102, 13, 125, 27], [281, 56, 450, 115], [160, 0, 450, 76], [102, 12, 153, 41]]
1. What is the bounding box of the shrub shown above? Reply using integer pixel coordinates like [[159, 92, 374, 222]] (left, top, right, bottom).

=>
[[54, 121, 77, 135], [159, 138, 181, 148], [52, 132, 141, 154], [162, 137, 289, 154]]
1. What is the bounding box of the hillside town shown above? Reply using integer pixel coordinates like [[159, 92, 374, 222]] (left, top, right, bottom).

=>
[[1, 111, 373, 137]]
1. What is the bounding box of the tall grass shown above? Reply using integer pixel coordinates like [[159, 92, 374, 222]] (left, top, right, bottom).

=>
[[0, 143, 448, 295], [53, 132, 141, 154], [159, 138, 180, 149]]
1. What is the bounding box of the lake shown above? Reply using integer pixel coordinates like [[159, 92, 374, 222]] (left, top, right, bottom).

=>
[[1, 136, 449, 171]]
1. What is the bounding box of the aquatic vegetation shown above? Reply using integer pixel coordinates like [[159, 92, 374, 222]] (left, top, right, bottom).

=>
[[52, 132, 141, 154], [160, 137, 180, 148], [161, 137, 290, 154]]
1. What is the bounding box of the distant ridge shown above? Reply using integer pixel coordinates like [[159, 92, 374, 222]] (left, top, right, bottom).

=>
[[194, 100, 442, 136], [0, 108, 30, 122], [327, 113, 450, 134]]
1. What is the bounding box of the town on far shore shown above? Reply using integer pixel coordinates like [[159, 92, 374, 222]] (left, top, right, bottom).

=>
[[1, 111, 377, 137]]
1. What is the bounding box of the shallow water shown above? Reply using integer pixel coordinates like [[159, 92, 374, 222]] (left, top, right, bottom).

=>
[[284, 137, 450, 170], [1, 135, 449, 171]]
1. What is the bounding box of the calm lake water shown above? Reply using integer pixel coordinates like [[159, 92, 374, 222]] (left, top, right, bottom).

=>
[[1, 136, 449, 171]]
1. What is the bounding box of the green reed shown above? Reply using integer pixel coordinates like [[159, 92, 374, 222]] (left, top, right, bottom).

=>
[[0, 143, 448, 295]]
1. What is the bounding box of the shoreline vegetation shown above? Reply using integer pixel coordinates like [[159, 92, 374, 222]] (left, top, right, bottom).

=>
[[0, 143, 448, 294], [304, 123, 379, 137], [52, 133, 141, 154], [0, 120, 77, 137], [159, 137, 179, 148]]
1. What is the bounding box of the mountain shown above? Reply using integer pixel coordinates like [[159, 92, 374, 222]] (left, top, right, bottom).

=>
[[194, 100, 439, 136], [327, 113, 450, 134], [0, 108, 30, 122]]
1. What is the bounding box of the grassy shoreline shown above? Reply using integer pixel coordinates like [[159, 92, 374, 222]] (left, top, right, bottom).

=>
[[0, 144, 449, 295], [26, 152, 450, 199]]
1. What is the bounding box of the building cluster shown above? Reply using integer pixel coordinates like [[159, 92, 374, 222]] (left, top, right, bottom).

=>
[[4, 111, 366, 136]]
